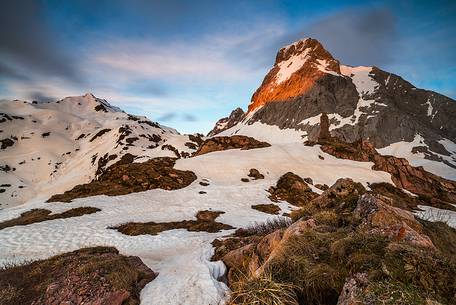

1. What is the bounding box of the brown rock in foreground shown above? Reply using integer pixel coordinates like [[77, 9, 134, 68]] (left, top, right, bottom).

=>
[[0, 247, 156, 305], [193, 135, 270, 156], [48, 157, 196, 202]]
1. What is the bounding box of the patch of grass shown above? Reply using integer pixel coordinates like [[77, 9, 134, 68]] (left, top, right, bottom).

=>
[[313, 210, 338, 226], [228, 273, 299, 305], [384, 243, 456, 304], [0, 247, 155, 305], [252, 204, 281, 215], [290, 202, 318, 221], [0, 207, 100, 230], [362, 280, 427, 305], [419, 219, 456, 257], [234, 217, 292, 237]]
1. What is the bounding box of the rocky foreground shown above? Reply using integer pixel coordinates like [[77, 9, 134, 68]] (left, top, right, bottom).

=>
[[0, 247, 156, 305], [214, 176, 456, 305]]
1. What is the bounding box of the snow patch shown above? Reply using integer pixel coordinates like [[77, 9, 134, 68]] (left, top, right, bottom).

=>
[[275, 48, 311, 84]]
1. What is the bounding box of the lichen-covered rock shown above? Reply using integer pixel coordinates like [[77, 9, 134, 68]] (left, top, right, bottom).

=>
[[336, 273, 368, 305], [311, 178, 365, 209], [355, 194, 435, 248]]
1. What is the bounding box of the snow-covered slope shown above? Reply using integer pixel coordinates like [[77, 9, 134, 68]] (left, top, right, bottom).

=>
[[0, 93, 198, 207], [0, 139, 394, 304]]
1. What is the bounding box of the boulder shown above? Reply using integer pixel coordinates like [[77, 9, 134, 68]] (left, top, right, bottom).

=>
[[355, 194, 435, 248]]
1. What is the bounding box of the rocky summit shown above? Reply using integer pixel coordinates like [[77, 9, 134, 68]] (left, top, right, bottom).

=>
[[212, 38, 456, 181], [1, 37, 456, 305]]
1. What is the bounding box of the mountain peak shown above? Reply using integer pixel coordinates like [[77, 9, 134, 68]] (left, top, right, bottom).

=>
[[248, 38, 341, 112]]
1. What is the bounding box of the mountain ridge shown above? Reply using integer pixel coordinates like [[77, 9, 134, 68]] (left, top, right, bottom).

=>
[[211, 37, 456, 180]]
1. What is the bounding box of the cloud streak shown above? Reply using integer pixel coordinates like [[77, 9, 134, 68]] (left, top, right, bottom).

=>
[[0, 0, 82, 83]]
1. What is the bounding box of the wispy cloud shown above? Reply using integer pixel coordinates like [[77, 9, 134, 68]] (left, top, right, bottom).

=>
[[91, 24, 284, 83]]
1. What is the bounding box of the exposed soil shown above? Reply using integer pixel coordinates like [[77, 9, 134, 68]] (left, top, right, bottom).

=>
[[0, 207, 100, 230], [0, 247, 156, 305], [112, 210, 234, 236], [194, 135, 271, 156], [251, 204, 281, 215], [48, 157, 196, 202]]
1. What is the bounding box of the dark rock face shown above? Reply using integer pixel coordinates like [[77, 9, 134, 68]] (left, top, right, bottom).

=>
[[250, 67, 456, 152], [194, 135, 270, 156], [0, 247, 156, 305], [47, 157, 197, 202], [250, 73, 359, 137], [208, 107, 245, 136]]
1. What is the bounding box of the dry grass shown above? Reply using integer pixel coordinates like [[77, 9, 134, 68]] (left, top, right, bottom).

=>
[[228, 273, 299, 305], [234, 217, 292, 237], [313, 210, 338, 226], [0, 247, 155, 305]]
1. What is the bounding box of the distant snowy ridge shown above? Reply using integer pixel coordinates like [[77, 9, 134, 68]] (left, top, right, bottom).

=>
[[0, 93, 199, 207]]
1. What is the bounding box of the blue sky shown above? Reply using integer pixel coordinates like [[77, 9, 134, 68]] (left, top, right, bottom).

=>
[[1, 0, 455, 133]]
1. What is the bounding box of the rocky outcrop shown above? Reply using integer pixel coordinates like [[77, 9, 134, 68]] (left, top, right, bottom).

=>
[[316, 140, 456, 207], [0, 247, 156, 305], [215, 178, 456, 305], [208, 108, 245, 136], [193, 135, 270, 156], [355, 194, 435, 248], [47, 157, 196, 202], [248, 168, 264, 180], [268, 172, 319, 206], [0, 207, 100, 230]]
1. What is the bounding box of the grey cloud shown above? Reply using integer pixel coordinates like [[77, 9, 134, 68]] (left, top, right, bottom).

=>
[[282, 8, 398, 67], [28, 92, 57, 103], [157, 112, 177, 122], [0, 0, 82, 83], [182, 114, 198, 122], [157, 112, 198, 122]]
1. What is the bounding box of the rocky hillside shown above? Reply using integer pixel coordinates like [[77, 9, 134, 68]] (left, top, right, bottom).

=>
[[0, 93, 203, 207], [212, 38, 456, 181]]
